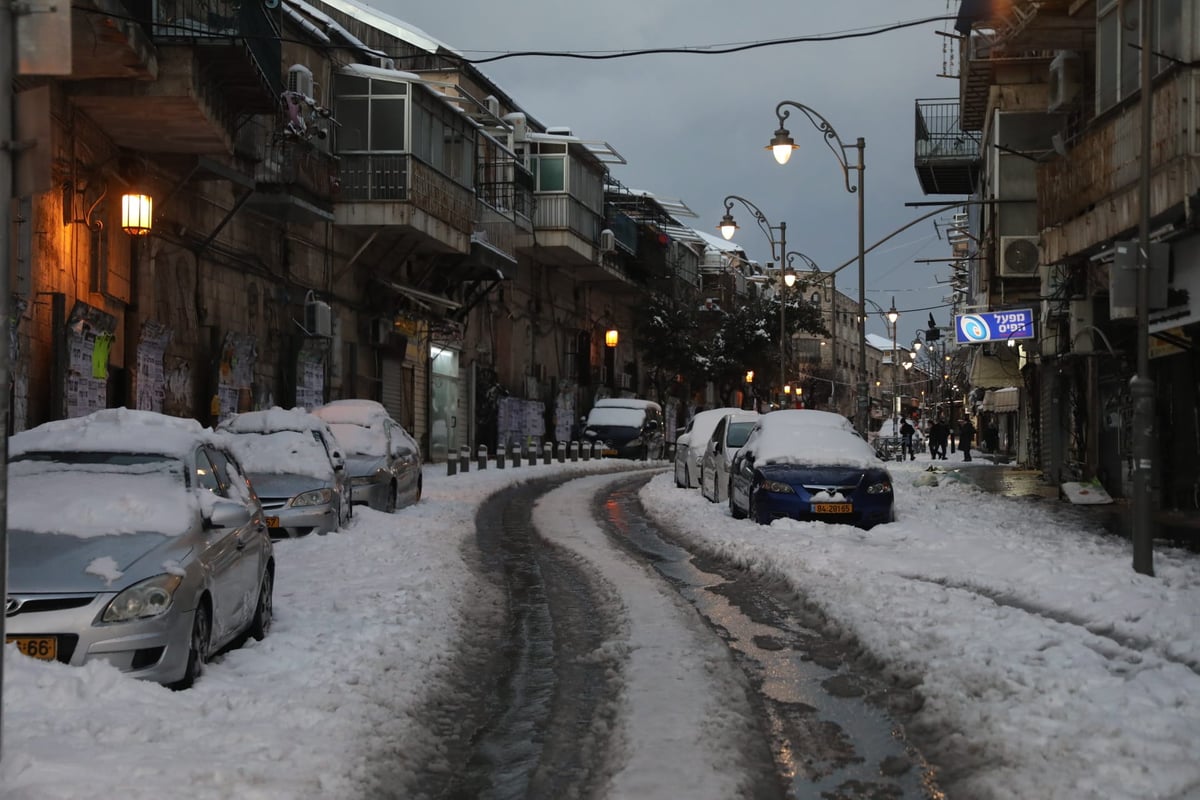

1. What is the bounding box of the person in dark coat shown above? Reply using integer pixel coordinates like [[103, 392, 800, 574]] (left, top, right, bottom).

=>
[[959, 418, 976, 461], [928, 417, 949, 460], [899, 419, 916, 460]]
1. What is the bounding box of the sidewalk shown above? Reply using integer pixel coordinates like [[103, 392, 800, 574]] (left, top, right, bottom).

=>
[[903, 451, 1200, 552]]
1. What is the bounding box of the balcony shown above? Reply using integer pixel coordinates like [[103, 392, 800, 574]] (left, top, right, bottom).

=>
[[914, 99, 982, 195], [69, 0, 281, 154], [246, 137, 337, 224], [334, 154, 474, 254]]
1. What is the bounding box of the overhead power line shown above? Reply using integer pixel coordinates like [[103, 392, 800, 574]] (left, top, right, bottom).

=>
[[452, 16, 957, 64]]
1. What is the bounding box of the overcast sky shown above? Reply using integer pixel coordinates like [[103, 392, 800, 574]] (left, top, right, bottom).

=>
[[375, 0, 965, 340]]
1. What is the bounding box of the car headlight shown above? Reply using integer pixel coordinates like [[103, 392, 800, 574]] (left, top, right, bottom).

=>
[[866, 481, 893, 495], [290, 488, 333, 507], [627, 437, 643, 447], [759, 479, 794, 494], [102, 574, 183, 623]]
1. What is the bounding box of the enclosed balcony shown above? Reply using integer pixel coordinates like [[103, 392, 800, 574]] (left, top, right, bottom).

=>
[[247, 135, 338, 225], [914, 98, 981, 195]]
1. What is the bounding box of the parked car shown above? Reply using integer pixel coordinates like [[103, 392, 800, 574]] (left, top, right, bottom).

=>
[[728, 409, 895, 529], [674, 407, 746, 488], [698, 410, 761, 503], [580, 398, 665, 460], [313, 399, 422, 512], [5, 408, 274, 689], [218, 407, 351, 537]]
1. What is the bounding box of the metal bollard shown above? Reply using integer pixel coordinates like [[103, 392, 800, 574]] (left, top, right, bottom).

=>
[[557, 442, 566, 463], [528, 444, 539, 467], [582, 440, 591, 461], [446, 456, 457, 476], [458, 446, 470, 473], [477, 445, 488, 471], [543, 442, 553, 465], [593, 441, 603, 460], [570, 441, 579, 462], [512, 445, 522, 468], [496, 444, 505, 469]]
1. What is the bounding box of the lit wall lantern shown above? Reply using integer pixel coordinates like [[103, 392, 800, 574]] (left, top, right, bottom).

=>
[[745, 370, 754, 384], [121, 193, 153, 235], [605, 329, 619, 348]]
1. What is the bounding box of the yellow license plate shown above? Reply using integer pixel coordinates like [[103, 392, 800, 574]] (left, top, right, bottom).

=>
[[266, 517, 280, 528], [7, 636, 57, 661], [602, 449, 618, 457], [812, 503, 853, 514]]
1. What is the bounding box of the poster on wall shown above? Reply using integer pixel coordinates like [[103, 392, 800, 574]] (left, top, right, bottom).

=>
[[135, 320, 172, 413], [554, 382, 577, 442], [295, 343, 326, 411], [64, 301, 116, 419], [497, 396, 545, 451], [217, 331, 257, 421]]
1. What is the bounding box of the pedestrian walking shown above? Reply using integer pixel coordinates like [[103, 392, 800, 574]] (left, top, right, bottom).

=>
[[959, 418, 976, 462], [899, 419, 916, 460], [928, 417, 949, 460]]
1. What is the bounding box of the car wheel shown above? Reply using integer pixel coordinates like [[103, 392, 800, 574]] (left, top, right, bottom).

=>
[[171, 602, 211, 691], [385, 482, 398, 513], [749, 488, 763, 525], [729, 482, 746, 519], [248, 568, 273, 642], [675, 466, 684, 488], [414, 475, 423, 503]]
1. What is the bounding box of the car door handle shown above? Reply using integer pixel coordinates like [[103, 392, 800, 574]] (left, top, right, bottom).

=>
[[236, 538, 248, 550]]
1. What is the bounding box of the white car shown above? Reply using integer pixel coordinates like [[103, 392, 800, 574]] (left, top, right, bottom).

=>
[[673, 407, 746, 488], [699, 410, 762, 503]]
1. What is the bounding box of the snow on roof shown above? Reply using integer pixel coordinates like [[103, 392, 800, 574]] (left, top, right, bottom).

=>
[[865, 333, 898, 352], [9, 408, 210, 460], [9, 468, 195, 537], [305, 0, 457, 56], [218, 407, 328, 435]]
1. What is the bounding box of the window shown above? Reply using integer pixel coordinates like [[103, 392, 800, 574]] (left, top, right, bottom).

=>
[[1096, 0, 1182, 112], [334, 72, 407, 153], [193, 448, 221, 493], [527, 142, 567, 192]]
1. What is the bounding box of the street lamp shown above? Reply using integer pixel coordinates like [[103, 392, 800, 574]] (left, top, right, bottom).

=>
[[717, 195, 794, 402], [887, 298, 899, 434], [767, 101, 866, 437]]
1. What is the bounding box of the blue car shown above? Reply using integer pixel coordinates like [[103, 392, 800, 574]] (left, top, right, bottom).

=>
[[728, 410, 895, 529]]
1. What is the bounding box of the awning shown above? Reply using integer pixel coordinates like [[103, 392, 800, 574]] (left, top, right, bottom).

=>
[[968, 347, 1022, 389], [982, 387, 1020, 413]]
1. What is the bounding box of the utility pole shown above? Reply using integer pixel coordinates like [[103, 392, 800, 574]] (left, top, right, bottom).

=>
[[1131, 0, 1155, 575], [1, 0, 16, 759]]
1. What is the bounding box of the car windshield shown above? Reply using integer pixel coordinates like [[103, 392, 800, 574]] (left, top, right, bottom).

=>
[[726, 422, 756, 448], [8, 452, 194, 537], [327, 421, 384, 457], [587, 408, 645, 428]]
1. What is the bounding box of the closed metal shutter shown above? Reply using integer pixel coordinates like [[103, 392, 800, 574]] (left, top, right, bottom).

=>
[[381, 356, 406, 426]]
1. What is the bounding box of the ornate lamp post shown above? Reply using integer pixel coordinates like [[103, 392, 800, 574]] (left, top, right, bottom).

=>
[[767, 101, 866, 436], [886, 298, 899, 434], [718, 195, 795, 403]]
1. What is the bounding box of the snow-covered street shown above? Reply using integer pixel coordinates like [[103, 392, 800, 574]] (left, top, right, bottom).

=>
[[3, 455, 1198, 800]]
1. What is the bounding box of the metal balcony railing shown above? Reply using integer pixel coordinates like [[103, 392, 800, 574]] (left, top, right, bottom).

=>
[[256, 138, 338, 198], [532, 194, 603, 243], [336, 153, 408, 202], [914, 98, 982, 195]]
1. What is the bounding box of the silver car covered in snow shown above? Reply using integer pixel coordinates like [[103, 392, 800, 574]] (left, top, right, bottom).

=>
[[313, 399, 422, 513], [218, 407, 351, 537], [5, 408, 274, 689]]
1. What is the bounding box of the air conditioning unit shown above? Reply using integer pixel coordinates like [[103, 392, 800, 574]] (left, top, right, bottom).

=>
[[287, 64, 314, 99], [998, 235, 1040, 278], [369, 318, 392, 345], [599, 229, 616, 253], [305, 299, 333, 338], [1048, 51, 1081, 112]]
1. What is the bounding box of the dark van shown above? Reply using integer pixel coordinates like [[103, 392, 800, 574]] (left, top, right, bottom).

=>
[[581, 399, 665, 460]]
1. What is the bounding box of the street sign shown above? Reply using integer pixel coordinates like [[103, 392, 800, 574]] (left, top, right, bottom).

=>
[[955, 309, 1034, 344]]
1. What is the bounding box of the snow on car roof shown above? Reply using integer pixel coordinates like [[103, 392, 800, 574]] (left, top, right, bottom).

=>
[[9, 407, 212, 460], [313, 399, 390, 427], [685, 407, 752, 447], [747, 411, 880, 468], [221, 430, 336, 480], [218, 406, 329, 435]]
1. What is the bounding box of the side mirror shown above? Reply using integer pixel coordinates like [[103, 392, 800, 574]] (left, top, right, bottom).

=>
[[205, 499, 252, 530]]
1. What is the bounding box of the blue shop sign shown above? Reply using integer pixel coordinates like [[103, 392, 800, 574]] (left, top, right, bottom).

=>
[[955, 309, 1034, 344]]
